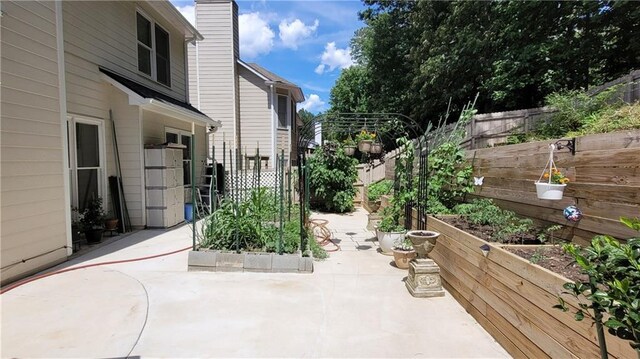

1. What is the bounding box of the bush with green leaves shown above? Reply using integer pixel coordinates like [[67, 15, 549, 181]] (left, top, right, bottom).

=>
[[308, 146, 358, 213], [556, 217, 640, 358], [427, 141, 473, 212], [367, 179, 393, 202], [453, 199, 534, 242]]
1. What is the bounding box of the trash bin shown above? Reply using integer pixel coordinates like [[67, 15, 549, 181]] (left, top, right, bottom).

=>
[[185, 203, 194, 222]]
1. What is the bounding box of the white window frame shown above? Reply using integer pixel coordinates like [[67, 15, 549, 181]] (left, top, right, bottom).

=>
[[136, 9, 171, 87], [277, 94, 290, 129], [165, 127, 192, 186], [67, 116, 107, 212]]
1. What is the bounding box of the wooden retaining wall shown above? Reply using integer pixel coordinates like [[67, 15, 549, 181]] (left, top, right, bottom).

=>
[[425, 215, 636, 359], [467, 130, 640, 245]]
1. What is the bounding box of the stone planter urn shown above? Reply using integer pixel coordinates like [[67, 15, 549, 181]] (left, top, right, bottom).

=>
[[405, 230, 445, 297], [406, 230, 440, 258]]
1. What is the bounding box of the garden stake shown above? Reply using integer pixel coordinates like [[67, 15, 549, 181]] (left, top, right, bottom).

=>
[[191, 129, 196, 251], [279, 150, 285, 254]]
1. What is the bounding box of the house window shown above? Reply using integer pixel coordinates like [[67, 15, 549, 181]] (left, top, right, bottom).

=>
[[277, 95, 289, 128], [166, 128, 192, 186], [137, 11, 171, 87]]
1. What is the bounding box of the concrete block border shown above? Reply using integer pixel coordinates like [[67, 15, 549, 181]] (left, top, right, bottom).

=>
[[188, 250, 313, 273]]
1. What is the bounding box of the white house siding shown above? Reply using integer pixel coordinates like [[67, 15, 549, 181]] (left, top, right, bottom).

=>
[[238, 66, 272, 165], [189, 0, 238, 151], [0, 1, 68, 284], [277, 129, 290, 165], [107, 87, 144, 227], [62, 1, 188, 117]]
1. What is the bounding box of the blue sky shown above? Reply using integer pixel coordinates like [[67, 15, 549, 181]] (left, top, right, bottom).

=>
[[170, 0, 365, 113]]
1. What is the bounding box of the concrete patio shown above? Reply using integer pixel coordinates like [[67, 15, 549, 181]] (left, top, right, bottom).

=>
[[1, 208, 509, 358]]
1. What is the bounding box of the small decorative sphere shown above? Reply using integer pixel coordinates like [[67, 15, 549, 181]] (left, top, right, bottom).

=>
[[563, 205, 583, 222]]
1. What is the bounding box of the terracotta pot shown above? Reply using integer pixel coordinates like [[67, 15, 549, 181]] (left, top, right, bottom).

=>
[[104, 218, 119, 231], [407, 230, 440, 259], [343, 146, 356, 156], [358, 140, 372, 153], [392, 248, 417, 269]]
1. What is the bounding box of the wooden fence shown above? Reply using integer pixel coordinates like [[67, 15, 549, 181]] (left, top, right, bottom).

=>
[[467, 129, 640, 244]]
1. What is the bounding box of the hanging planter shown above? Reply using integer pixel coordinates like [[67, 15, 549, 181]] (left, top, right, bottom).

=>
[[370, 142, 383, 154], [358, 140, 372, 153], [343, 145, 356, 156], [535, 144, 570, 200]]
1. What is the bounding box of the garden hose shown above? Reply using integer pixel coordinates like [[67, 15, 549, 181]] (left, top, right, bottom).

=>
[[309, 219, 340, 252], [0, 246, 192, 295]]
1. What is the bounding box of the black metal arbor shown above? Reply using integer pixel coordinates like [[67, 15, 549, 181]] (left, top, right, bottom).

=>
[[295, 112, 432, 252]]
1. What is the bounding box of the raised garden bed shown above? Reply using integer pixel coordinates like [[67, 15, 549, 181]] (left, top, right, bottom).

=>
[[424, 215, 635, 359], [188, 250, 313, 273]]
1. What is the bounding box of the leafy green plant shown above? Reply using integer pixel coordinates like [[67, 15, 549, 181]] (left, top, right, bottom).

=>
[[453, 199, 533, 243], [367, 179, 393, 202], [308, 146, 358, 213], [536, 84, 626, 139], [537, 224, 563, 245], [529, 248, 547, 264], [378, 212, 405, 233], [428, 142, 473, 210], [73, 197, 106, 231], [556, 217, 640, 358], [393, 236, 413, 251]]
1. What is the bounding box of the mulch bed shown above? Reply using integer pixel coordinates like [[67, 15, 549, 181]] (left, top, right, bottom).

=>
[[438, 215, 587, 282]]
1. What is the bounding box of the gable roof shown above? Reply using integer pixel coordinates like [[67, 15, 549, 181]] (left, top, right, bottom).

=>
[[237, 60, 305, 103], [146, 0, 203, 41], [100, 68, 219, 127]]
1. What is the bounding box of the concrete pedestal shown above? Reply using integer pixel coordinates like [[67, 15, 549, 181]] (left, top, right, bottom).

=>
[[405, 258, 445, 298]]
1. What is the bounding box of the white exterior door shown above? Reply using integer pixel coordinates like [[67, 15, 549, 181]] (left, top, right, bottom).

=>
[[68, 117, 105, 211]]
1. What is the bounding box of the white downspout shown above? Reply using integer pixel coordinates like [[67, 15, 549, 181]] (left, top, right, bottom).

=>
[[55, 0, 72, 256]]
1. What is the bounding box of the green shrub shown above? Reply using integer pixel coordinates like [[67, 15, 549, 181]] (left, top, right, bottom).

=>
[[308, 146, 358, 213], [428, 142, 473, 212], [367, 179, 393, 202], [556, 217, 640, 355]]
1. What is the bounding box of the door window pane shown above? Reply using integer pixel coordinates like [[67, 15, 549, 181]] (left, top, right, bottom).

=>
[[166, 132, 178, 144], [77, 169, 99, 211], [76, 123, 99, 167]]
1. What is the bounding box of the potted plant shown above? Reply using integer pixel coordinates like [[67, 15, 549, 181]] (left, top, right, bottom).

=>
[[392, 236, 416, 269], [535, 168, 569, 200], [75, 197, 106, 244], [376, 208, 406, 255], [366, 179, 392, 213], [343, 136, 356, 156], [104, 212, 119, 233], [355, 130, 375, 153]]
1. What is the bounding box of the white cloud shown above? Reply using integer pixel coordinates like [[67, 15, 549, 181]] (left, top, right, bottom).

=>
[[298, 94, 326, 113], [279, 19, 319, 50], [175, 4, 195, 26], [239, 12, 275, 58], [315, 42, 353, 75]]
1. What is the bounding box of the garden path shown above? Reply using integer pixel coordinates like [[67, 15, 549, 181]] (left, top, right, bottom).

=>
[[1, 208, 510, 358]]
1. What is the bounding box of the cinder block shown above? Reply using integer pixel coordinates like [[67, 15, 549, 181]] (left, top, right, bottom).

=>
[[188, 265, 217, 272], [187, 250, 217, 268], [216, 252, 244, 272], [244, 252, 273, 272], [298, 256, 314, 273], [272, 253, 300, 273]]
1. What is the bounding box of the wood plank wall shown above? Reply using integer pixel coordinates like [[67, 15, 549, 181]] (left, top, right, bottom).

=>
[[424, 216, 636, 359], [467, 130, 640, 245]]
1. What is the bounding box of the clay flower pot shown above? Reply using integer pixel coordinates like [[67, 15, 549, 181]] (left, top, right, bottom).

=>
[[407, 230, 440, 258], [392, 248, 417, 269]]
